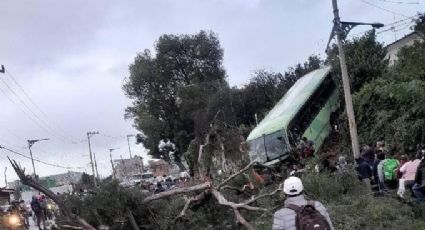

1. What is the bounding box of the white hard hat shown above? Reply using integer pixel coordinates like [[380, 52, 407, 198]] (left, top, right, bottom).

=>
[[283, 176, 303, 195]]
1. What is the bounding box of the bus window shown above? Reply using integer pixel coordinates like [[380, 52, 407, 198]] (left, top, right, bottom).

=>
[[248, 137, 267, 163], [263, 131, 290, 160], [288, 75, 336, 142]]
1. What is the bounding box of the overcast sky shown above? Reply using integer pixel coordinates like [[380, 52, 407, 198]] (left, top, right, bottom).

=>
[[0, 0, 422, 185]]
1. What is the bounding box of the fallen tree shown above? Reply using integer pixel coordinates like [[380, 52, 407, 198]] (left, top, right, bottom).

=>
[[141, 160, 281, 229], [8, 158, 97, 230], [8, 156, 281, 229]]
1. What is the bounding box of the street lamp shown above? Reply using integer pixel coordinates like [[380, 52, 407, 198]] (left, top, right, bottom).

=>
[[326, 21, 384, 53], [326, 0, 384, 160], [126, 134, 135, 158], [109, 148, 120, 179], [27, 138, 49, 179]]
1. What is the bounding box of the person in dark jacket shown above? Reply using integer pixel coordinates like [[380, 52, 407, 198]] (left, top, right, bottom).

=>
[[373, 152, 386, 192], [31, 195, 46, 230], [413, 159, 425, 202], [154, 182, 165, 194], [356, 157, 372, 189], [361, 143, 375, 167]]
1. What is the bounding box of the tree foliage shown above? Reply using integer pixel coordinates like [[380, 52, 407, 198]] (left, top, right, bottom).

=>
[[354, 41, 425, 152], [123, 31, 227, 159], [327, 30, 388, 92]]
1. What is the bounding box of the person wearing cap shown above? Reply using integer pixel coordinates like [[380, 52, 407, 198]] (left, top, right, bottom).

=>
[[272, 177, 334, 230]]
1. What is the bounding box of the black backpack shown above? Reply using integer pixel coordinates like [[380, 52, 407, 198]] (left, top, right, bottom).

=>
[[285, 201, 331, 230]]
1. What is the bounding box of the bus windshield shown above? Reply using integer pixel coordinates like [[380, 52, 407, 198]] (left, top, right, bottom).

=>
[[248, 131, 290, 163]]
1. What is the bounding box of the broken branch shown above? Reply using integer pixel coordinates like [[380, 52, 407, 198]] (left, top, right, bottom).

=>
[[242, 184, 283, 206], [217, 161, 257, 190], [142, 182, 211, 204]]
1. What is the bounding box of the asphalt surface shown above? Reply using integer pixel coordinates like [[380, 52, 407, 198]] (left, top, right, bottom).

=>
[[28, 217, 54, 230]]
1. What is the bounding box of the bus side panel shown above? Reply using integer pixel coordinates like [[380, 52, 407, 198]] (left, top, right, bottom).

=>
[[302, 90, 339, 152]]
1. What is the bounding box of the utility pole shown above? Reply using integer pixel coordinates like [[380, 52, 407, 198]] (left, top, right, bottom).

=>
[[328, 0, 383, 159], [120, 155, 127, 179], [93, 152, 100, 180], [109, 148, 120, 180], [126, 134, 135, 158], [27, 138, 49, 180], [87, 131, 99, 187], [4, 167, 7, 188]]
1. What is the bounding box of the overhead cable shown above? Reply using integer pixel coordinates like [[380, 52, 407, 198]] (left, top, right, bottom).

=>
[[0, 73, 73, 144], [360, 0, 410, 18], [4, 69, 79, 143], [0, 144, 84, 170]]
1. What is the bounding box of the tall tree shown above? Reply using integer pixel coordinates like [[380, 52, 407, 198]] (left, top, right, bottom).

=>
[[123, 31, 227, 159]]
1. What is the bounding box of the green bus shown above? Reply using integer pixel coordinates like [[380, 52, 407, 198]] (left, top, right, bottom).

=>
[[247, 66, 339, 165]]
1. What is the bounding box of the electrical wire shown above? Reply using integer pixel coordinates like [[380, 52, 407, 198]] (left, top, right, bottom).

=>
[[346, 15, 418, 38], [99, 133, 126, 140], [360, 0, 410, 18], [0, 84, 59, 139], [0, 76, 72, 143], [376, 0, 420, 4], [4, 69, 79, 143], [0, 144, 84, 170]]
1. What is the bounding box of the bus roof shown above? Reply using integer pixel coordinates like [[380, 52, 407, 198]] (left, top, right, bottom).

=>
[[247, 66, 331, 141]]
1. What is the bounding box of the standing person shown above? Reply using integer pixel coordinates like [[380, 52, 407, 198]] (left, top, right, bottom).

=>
[[361, 143, 375, 168], [298, 137, 314, 159], [272, 177, 334, 230], [356, 157, 372, 190], [336, 156, 348, 173], [153, 182, 165, 194], [396, 155, 408, 180], [413, 157, 425, 202], [19, 199, 30, 229], [378, 153, 399, 190], [398, 154, 421, 198], [39, 195, 48, 221], [373, 152, 386, 192], [31, 196, 46, 230]]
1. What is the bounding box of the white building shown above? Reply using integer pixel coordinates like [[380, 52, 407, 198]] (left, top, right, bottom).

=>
[[385, 32, 424, 65]]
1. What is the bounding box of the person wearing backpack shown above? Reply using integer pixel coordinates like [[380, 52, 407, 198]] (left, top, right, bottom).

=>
[[272, 177, 334, 230], [378, 154, 399, 190]]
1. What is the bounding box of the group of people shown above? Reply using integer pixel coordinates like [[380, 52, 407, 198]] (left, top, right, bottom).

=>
[[30, 194, 52, 230], [8, 199, 30, 229], [356, 140, 425, 201], [142, 174, 192, 194]]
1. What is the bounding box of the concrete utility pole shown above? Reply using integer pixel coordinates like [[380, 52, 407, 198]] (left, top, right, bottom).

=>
[[109, 148, 120, 180], [93, 152, 100, 180], [4, 167, 7, 188], [27, 138, 49, 180], [126, 134, 135, 158], [87, 131, 99, 187], [328, 0, 383, 159]]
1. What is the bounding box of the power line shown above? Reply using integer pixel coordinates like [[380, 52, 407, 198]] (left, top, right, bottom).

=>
[[4, 69, 79, 143], [360, 0, 410, 18], [0, 84, 59, 138], [0, 144, 83, 170], [99, 133, 126, 140], [0, 73, 73, 144], [346, 15, 418, 38], [379, 14, 418, 28], [376, 0, 420, 4]]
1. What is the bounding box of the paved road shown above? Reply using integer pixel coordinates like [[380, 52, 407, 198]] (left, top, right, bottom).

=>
[[28, 217, 54, 230]]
